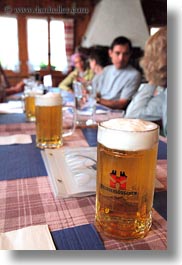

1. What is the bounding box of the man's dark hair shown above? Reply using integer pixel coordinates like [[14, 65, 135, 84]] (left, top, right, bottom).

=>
[[110, 36, 132, 51]]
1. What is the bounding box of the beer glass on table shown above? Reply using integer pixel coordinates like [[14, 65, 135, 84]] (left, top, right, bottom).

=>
[[24, 87, 43, 122], [35, 93, 76, 149], [95, 118, 159, 239]]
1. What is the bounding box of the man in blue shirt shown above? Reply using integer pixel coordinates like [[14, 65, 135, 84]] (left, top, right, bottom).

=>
[[96, 36, 141, 110]]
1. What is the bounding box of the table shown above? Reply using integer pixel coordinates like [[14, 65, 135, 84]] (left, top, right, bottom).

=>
[[0, 113, 167, 250]]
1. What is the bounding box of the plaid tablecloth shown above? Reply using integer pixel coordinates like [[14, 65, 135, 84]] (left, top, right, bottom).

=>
[[0, 120, 167, 250]]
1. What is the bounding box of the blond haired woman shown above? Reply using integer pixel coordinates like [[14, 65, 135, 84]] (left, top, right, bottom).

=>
[[125, 27, 167, 136]]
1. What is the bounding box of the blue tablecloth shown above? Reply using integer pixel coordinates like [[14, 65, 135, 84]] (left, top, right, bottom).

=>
[[153, 191, 167, 220], [0, 135, 47, 180], [0, 113, 27, 124], [51, 224, 105, 250]]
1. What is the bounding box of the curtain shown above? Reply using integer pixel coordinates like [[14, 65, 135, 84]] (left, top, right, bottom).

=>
[[63, 19, 74, 70]]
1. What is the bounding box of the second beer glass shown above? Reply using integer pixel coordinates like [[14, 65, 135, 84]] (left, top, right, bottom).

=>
[[35, 93, 76, 149], [24, 87, 43, 122]]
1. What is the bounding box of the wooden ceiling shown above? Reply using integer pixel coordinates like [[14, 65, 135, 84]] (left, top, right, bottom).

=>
[[0, 0, 167, 27]]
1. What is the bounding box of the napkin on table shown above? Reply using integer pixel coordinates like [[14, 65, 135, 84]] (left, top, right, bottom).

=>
[[0, 101, 23, 113], [0, 134, 32, 145], [0, 225, 56, 250]]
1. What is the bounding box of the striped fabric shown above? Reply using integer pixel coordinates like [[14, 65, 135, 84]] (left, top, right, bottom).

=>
[[63, 19, 74, 67]]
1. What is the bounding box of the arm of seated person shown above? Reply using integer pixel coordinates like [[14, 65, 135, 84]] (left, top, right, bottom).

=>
[[125, 83, 157, 118], [97, 97, 130, 110], [58, 71, 77, 92], [5, 81, 24, 96]]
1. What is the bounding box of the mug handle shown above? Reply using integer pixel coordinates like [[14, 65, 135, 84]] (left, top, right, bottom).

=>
[[62, 106, 76, 137]]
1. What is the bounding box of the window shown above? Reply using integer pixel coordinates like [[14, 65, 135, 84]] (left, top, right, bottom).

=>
[[0, 14, 73, 80], [27, 18, 48, 72], [50, 19, 67, 72], [27, 17, 68, 73], [0, 17, 19, 71]]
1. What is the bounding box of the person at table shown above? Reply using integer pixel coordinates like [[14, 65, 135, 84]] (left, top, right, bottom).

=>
[[58, 52, 94, 92], [125, 27, 167, 136], [88, 46, 111, 91], [0, 64, 24, 101], [95, 36, 141, 110]]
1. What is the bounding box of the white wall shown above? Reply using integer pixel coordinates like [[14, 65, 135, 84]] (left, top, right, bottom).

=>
[[81, 0, 149, 49]]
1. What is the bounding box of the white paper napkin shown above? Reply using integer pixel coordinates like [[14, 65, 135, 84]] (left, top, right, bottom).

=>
[[0, 101, 23, 113], [0, 225, 56, 250], [0, 134, 32, 145], [95, 109, 109, 114]]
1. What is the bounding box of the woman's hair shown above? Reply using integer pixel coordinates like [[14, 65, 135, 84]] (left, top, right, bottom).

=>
[[70, 52, 87, 68], [140, 27, 167, 87]]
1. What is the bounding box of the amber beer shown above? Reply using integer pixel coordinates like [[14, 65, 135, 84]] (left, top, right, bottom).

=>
[[24, 90, 43, 121], [35, 93, 63, 148], [95, 118, 159, 239]]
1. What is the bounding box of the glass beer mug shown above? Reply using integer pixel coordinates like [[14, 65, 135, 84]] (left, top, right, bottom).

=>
[[23, 78, 44, 122], [35, 93, 76, 149], [95, 118, 159, 239]]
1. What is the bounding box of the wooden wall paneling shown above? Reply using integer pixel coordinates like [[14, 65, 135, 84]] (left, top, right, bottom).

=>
[[18, 15, 28, 76]]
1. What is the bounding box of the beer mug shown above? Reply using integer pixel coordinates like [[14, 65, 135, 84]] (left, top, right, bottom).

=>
[[95, 118, 159, 239], [35, 93, 76, 149], [24, 86, 44, 122]]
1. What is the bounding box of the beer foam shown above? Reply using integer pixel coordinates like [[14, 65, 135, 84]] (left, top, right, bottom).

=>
[[35, 92, 62, 106], [98, 118, 159, 151], [25, 89, 43, 97]]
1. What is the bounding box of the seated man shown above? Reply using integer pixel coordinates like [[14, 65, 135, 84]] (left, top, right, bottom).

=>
[[96, 36, 141, 110]]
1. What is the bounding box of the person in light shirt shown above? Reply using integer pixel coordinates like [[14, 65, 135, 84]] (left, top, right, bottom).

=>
[[125, 27, 167, 136], [96, 36, 141, 110]]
